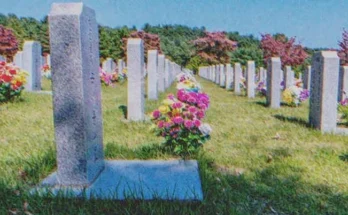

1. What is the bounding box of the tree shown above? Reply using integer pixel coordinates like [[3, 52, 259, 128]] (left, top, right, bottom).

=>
[[122, 30, 162, 61], [260, 33, 308, 67], [338, 29, 348, 65], [192, 31, 237, 64], [0, 25, 18, 61]]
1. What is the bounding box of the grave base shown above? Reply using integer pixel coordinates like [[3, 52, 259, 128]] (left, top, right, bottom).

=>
[[31, 160, 203, 201]]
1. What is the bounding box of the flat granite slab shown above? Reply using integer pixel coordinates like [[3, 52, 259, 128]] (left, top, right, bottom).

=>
[[32, 160, 203, 201]]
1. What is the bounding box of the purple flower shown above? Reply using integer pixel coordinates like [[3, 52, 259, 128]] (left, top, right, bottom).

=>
[[188, 106, 197, 113], [299, 89, 310, 102]]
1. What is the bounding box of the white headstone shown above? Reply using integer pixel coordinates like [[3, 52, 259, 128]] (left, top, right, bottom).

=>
[[246, 61, 255, 98], [22, 41, 42, 91], [266, 57, 281, 108], [147, 50, 158, 100], [14, 51, 23, 68], [338, 66, 348, 101], [234, 63, 242, 95], [309, 51, 339, 133], [127, 39, 145, 121], [157, 54, 165, 92]]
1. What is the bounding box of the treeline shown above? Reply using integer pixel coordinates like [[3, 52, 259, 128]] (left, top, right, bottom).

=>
[[0, 13, 318, 72]]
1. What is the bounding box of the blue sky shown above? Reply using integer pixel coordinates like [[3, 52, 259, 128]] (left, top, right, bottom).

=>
[[0, 0, 347, 48]]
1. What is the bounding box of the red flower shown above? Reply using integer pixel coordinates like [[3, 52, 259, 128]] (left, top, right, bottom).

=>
[[0, 74, 12, 82], [9, 69, 16, 75]]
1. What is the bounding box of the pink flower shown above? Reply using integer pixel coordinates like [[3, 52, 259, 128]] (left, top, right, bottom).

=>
[[187, 96, 196, 103], [164, 122, 173, 128], [173, 116, 184, 124], [196, 111, 205, 119], [158, 121, 164, 128], [167, 94, 175, 100], [184, 120, 194, 129], [198, 103, 207, 110], [188, 106, 197, 113], [152, 110, 161, 119], [193, 119, 201, 127], [172, 102, 183, 109]]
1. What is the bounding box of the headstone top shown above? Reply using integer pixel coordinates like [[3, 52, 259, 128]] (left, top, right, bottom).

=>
[[50, 3, 85, 15], [128, 38, 142, 45]]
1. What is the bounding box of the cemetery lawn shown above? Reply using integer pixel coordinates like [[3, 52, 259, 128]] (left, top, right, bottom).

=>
[[1, 77, 348, 215]]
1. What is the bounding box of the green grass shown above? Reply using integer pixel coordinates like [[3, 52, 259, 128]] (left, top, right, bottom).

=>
[[0, 77, 348, 214]]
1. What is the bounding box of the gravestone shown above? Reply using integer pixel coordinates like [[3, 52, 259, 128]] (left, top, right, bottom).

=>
[[14, 51, 23, 68], [338, 66, 348, 101], [234, 63, 242, 95], [22, 41, 42, 91], [299, 73, 302, 81], [127, 39, 145, 121], [157, 54, 165, 92], [102, 57, 114, 73], [246, 61, 255, 98], [47, 54, 51, 67], [309, 51, 339, 133], [219, 64, 225, 87], [284, 66, 294, 88], [118, 59, 124, 73], [225, 64, 233, 90], [147, 50, 158, 100], [266, 57, 281, 108], [164, 59, 170, 88], [48, 2, 104, 185], [211, 66, 216, 82], [35, 2, 203, 201], [303, 66, 311, 90]]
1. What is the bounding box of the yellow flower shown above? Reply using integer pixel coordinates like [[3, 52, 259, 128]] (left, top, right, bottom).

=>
[[172, 108, 182, 116], [158, 105, 170, 114], [282, 89, 293, 105], [162, 99, 174, 106]]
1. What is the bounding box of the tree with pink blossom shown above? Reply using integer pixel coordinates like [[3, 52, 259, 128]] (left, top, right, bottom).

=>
[[260, 33, 308, 67], [338, 29, 348, 65], [192, 31, 237, 64]]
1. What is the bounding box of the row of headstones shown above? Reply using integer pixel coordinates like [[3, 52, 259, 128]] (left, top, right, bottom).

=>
[[1, 42, 51, 91], [198, 53, 348, 134], [101, 57, 125, 74], [127, 42, 185, 121]]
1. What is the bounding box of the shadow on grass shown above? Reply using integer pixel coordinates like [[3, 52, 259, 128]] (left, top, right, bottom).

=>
[[2, 144, 348, 214], [254, 100, 268, 107], [339, 154, 348, 162], [273, 114, 310, 128], [118, 105, 127, 119]]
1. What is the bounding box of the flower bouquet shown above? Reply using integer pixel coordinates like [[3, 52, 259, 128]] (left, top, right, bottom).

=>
[[0, 61, 28, 102], [282, 82, 309, 106], [151, 72, 211, 158]]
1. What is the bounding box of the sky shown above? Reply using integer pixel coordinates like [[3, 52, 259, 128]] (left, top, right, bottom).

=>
[[0, 0, 347, 48]]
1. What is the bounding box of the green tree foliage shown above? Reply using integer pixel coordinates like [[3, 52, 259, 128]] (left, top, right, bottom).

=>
[[142, 24, 205, 66]]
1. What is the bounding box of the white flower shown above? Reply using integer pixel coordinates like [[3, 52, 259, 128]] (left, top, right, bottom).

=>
[[199, 123, 212, 136]]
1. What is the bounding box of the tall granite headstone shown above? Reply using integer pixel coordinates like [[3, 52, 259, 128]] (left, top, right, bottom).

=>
[[14, 51, 23, 68], [147, 50, 158, 100], [225, 64, 233, 90], [219, 64, 225, 87], [338, 66, 348, 101], [127, 39, 145, 121], [266, 57, 281, 108], [157, 54, 165, 92], [246, 61, 255, 98], [234, 63, 242, 95], [284, 66, 294, 89], [118, 59, 124, 73], [303, 66, 311, 90], [164, 59, 170, 88], [102, 57, 114, 73], [309, 51, 339, 133], [22, 41, 42, 91], [49, 2, 104, 185]]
